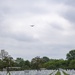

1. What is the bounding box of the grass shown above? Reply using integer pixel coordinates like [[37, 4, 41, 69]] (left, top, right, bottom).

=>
[[50, 70, 69, 75], [55, 71, 61, 75], [63, 71, 69, 75]]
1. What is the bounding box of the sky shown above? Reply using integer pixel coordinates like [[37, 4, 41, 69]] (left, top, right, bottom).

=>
[[0, 0, 75, 60]]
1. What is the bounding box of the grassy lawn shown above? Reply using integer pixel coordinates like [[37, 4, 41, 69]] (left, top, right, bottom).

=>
[[55, 71, 61, 75], [50, 70, 69, 75], [63, 71, 69, 75]]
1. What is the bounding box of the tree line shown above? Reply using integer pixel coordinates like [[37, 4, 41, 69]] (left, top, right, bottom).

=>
[[0, 49, 75, 71]]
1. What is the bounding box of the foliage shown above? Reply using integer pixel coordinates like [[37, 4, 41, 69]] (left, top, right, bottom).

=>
[[31, 56, 43, 70], [42, 56, 50, 63], [0, 49, 75, 70], [69, 60, 75, 69], [66, 50, 75, 60]]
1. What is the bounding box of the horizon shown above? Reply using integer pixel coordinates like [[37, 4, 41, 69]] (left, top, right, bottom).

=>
[[0, 0, 75, 60], [0, 49, 72, 61]]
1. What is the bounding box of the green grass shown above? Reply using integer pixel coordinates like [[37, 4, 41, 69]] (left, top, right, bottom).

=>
[[55, 71, 61, 75], [49, 70, 56, 75], [50, 70, 69, 75], [49, 71, 54, 75], [63, 71, 69, 75]]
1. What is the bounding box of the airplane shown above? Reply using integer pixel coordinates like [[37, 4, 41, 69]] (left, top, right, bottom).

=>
[[30, 25, 34, 27]]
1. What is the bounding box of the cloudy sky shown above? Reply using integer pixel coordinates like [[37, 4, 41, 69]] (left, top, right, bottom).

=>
[[0, 0, 75, 60]]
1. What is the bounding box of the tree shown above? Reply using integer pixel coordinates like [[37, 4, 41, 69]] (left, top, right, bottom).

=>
[[66, 50, 75, 60], [3, 57, 11, 68], [1, 57, 15, 71], [42, 56, 50, 63], [0, 59, 4, 70], [15, 58, 25, 67], [25, 60, 30, 67], [43, 60, 57, 69], [24, 60, 30, 69], [69, 60, 75, 69], [31, 56, 43, 70]]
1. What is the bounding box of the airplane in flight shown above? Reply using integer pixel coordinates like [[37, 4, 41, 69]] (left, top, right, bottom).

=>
[[30, 25, 35, 27]]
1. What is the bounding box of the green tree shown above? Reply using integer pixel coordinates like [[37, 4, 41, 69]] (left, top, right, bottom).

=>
[[24, 60, 30, 69], [69, 60, 75, 69], [2, 57, 15, 71], [0, 59, 4, 70], [3, 57, 11, 68], [15, 58, 24, 64], [66, 50, 75, 60], [42, 56, 50, 63], [15, 58, 25, 67], [44, 60, 56, 69], [25, 60, 30, 67], [31, 56, 43, 70]]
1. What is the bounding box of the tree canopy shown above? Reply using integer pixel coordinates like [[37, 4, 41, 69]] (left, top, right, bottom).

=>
[[0, 49, 75, 70], [66, 50, 75, 60]]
